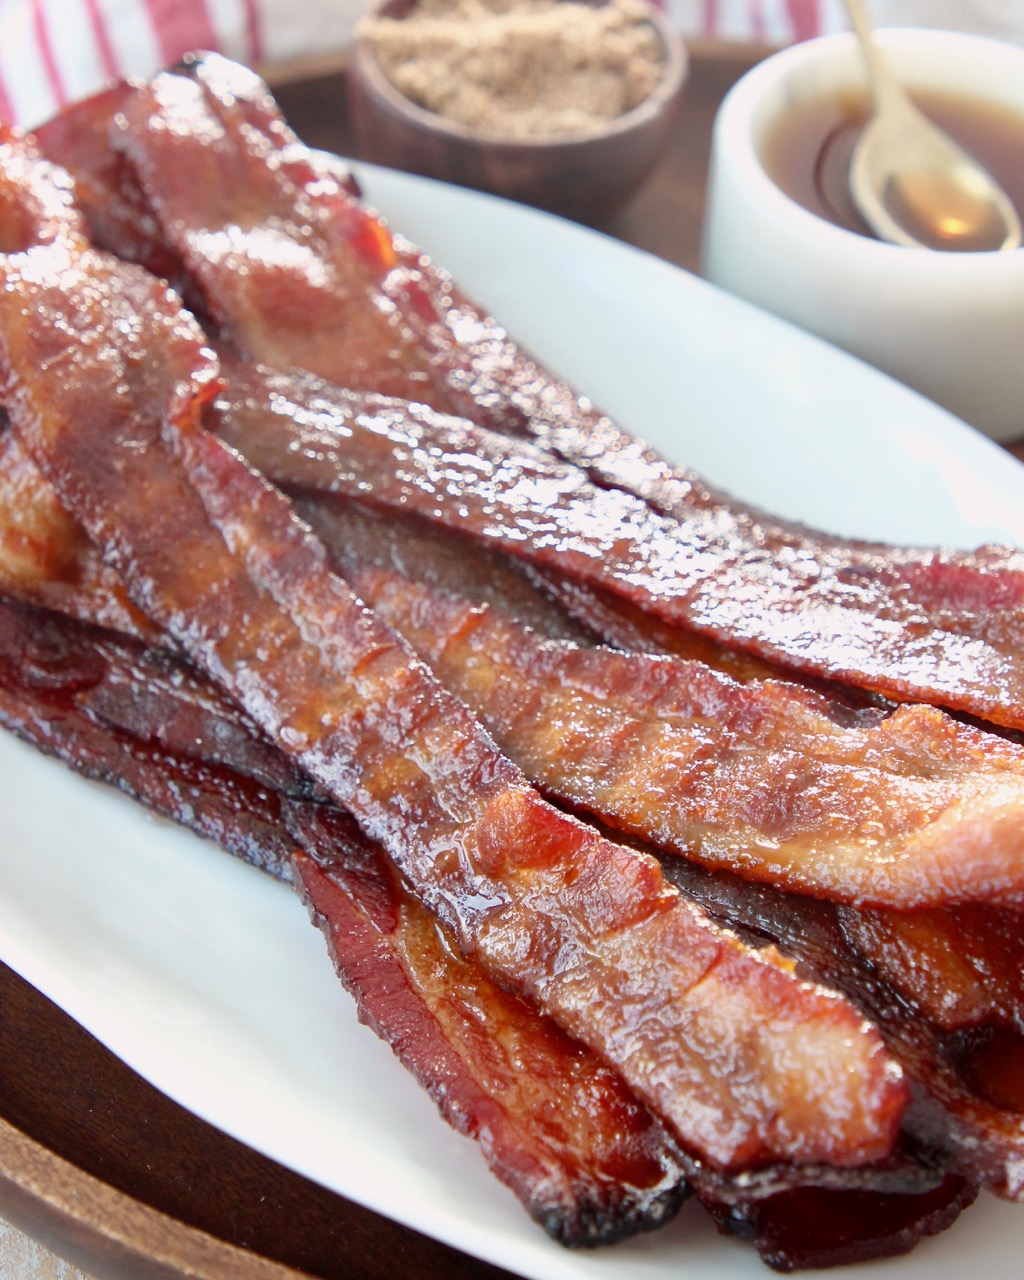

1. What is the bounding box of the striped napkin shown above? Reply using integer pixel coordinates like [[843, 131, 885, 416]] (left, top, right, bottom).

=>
[[1, 1, 1021, 129], [668, 0, 1024, 49], [0, 0, 361, 127]]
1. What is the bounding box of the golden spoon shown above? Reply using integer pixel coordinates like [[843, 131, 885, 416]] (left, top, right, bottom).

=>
[[844, 0, 1021, 251]]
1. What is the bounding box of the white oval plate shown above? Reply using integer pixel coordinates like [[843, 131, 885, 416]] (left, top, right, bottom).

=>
[[2, 165, 1024, 1280]]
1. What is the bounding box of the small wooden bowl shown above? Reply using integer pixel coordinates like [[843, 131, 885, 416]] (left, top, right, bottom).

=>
[[348, 0, 688, 222]]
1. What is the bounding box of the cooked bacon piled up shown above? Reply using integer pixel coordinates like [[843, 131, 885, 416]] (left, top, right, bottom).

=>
[[44, 53, 1024, 732], [0, 52, 1023, 1270]]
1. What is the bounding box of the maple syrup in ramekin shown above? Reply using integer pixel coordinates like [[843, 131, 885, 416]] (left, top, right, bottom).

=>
[[760, 87, 1024, 249]]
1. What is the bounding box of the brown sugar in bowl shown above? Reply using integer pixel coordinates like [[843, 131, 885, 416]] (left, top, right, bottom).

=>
[[348, 0, 688, 222]]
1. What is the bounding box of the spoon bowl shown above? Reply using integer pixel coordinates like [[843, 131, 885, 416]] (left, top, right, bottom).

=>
[[844, 0, 1022, 251], [701, 27, 1024, 438]]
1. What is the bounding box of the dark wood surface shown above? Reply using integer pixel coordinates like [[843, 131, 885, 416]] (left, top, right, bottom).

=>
[[1, 41, 1022, 1280]]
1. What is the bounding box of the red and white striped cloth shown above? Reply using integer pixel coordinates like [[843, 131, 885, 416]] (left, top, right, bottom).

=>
[[0, 0, 359, 126], [1, 0, 1022, 129], [668, 0, 1024, 47], [669, 0, 842, 45]]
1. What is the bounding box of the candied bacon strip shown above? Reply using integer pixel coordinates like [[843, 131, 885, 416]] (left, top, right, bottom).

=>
[[294, 492, 1024, 912], [0, 428, 158, 641], [104, 62, 453, 412], [838, 904, 1024, 1032], [33, 64, 361, 309], [293, 829, 980, 1262], [0, 597, 301, 876], [286, 494, 589, 644], [208, 361, 1024, 731], [664, 857, 1024, 1200], [31, 79, 196, 302], [0, 596, 688, 1245], [81, 55, 1024, 733], [521, 561, 783, 678], [702, 1175, 977, 1273], [0, 594, 982, 1263], [0, 419, 582, 649], [309, 554, 1024, 910], [0, 150, 907, 1176], [291, 817, 687, 1246]]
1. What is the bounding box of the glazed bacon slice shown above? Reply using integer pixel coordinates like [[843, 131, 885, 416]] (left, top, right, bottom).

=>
[[317, 553, 1024, 910], [105, 58, 453, 412], [0, 597, 689, 1246], [0, 428, 158, 641], [293, 495, 1024, 910], [0, 596, 303, 874], [0, 417, 584, 649], [699, 1174, 977, 1272], [838, 903, 1024, 1033], [0, 137, 907, 1178], [294, 828, 688, 1245], [60, 55, 1024, 732], [207, 361, 1024, 732], [663, 858, 1024, 1202], [30, 79, 197, 304], [32, 70, 362, 317], [0, 593, 987, 1265], [284, 492, 591, 644]]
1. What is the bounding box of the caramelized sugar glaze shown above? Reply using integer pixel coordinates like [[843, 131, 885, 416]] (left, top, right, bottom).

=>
[[38, 57, 1024, 730], [0, 51, 1022, 1270]]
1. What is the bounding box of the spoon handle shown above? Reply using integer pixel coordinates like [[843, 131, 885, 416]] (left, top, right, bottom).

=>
[[844, 0, 906, 112]]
